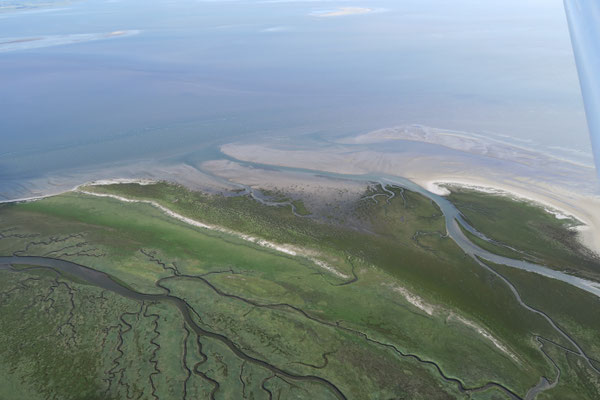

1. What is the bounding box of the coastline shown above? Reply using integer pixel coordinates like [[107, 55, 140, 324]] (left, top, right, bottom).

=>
[[3, 166, 599, 257], [77, 186, 349, 280], [3, 168, 600, 299], [419, 177, 600, 256], [220, 140, 600, 257], [0, 178, 157, 205], [424, 179, 582, 222]]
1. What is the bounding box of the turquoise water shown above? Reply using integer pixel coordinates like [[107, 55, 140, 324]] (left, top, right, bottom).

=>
[[0, 0, 591, 199]]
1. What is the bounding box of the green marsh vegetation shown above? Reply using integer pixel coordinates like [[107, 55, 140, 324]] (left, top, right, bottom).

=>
[[446, 187, 600, 281], [490, 261, 600, 364], [0, 181, 598, 399]]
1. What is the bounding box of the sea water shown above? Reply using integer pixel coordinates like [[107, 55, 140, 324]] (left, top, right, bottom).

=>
[[0, 0, 592, 199]]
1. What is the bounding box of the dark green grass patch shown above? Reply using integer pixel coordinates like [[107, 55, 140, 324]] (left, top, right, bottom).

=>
[[446, 188, 600, 281]]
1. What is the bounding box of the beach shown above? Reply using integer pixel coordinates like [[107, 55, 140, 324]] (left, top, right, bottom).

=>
[[220, 132, 600, 256]]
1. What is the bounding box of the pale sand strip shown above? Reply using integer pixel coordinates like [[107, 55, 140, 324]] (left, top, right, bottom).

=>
[[311, 7, 372, 17], [384, 282, 519, 362], [0, 179, 157, 205], [83, 184, 518, 361], [385, 283, 435, 316], [420, 177, 600, 256], [76, 189, 350, 279], [448, 313, 520, 363], [1, 177, 348, 278]]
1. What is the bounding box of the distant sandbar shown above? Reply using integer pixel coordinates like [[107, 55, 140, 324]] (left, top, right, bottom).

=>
[[311, 7, 372, 17]]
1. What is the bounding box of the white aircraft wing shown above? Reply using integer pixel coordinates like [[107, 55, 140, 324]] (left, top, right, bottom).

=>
[[564, 0, 600, 176]]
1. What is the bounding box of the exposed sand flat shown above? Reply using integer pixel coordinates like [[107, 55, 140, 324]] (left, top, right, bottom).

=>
[[106, 30, 129, 37], [86, 178, 156, 186], [0, 162, 236, 203], [340, 125, 595, 169], [201, 159, 367, 210], [311, 7, 372, 17], [221, 134, 600, 255], [0, 178, 157, 205], [221, 143, 367, 175], [0, 29, 140, 53], [0, 37, 41, 44]]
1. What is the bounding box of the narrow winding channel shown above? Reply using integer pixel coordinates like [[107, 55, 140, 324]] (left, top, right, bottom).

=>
[[0, 256, 347, 400], [199, 157, 600, 396], [3, 159, 600, 397], [379, 177, 600, 298], [212, 156, 600, 298]]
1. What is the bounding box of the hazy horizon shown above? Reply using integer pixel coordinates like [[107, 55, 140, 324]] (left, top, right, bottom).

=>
[[0, 0, 593, 199]]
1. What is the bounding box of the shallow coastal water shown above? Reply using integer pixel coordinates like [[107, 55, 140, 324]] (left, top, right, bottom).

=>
[[0, 0, 593, 200]]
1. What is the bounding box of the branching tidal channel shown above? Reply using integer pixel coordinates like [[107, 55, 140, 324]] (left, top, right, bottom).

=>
[[2, 171, 600, 398], [0, 256, 347, 399]]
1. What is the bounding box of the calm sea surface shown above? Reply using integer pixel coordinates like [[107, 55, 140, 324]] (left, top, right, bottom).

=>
[[0, 0, 592, 199]]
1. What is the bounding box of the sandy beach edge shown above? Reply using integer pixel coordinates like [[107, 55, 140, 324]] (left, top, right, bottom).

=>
[[2, 171, 599, 256], [420, 177, 600, 256]]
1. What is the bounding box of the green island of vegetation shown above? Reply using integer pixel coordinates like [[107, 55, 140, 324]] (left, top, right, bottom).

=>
[[0, 180, 599, 399]]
